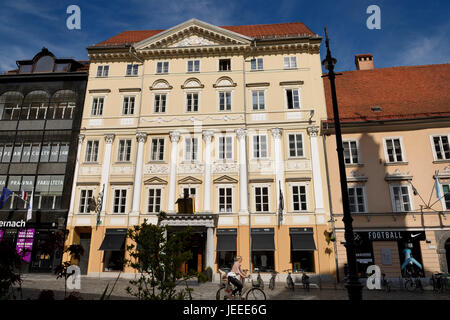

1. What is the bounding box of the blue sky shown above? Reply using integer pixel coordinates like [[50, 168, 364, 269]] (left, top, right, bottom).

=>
[[1, 0, 448, 73]]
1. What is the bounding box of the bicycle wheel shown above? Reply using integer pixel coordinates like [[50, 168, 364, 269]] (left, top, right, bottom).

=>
[[269, 277, 275, 290], [245, 288, 266, 300], [404, 279, 415, 292], [216, 287, 227, 300]]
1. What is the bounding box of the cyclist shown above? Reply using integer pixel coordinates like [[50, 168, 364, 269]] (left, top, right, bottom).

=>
[[227, 256, 248, 298]]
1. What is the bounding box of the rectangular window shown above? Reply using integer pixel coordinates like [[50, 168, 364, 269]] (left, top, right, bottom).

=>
[[150, 138, 164, 161], [156, 61, 169, 74], [218, 137, 232, 160], [286, 89, 300, 109], [186, 93, 198, 112], [255, 187, 269, 212], [187, 60, 200, 72], [21, 143, 32, 162], [122, 96, 135, 115], [118, 140, 132, 162], [58, 143, 69, 162], [113, 189, 127, 213], [385, 138, 403, 162], [30, 144, 40, 162], [292, 185, 307, 211], [252, 90, 265, 110], [284, 56, 297, 69], [218, 187, 232, 213], [96, 65, 109, 77], [154, 94, 166, 113], [79, 189, 93, 213], [49, 143, 60, 162], [219, 59, 231, 71], [219, 92, 231, 111], [185, 138, 198, 161], [11, 144, 23, 163], [253, 135, 267, 158], [432, 135, 450, 160], [40, 143, 50, 162], [148, 188, 162, 213], [288, 134, 303, 157], [250, 58, 263, 70], [442, 184, 450, 210], [126, 64, 138, 76], [91, 97, 104, 116], [348, 187, 366, 213], [85, 141, 99, 162], [1, 144, 12, 163], [391, 186, 411, 212], [343, 140, 359, 164]]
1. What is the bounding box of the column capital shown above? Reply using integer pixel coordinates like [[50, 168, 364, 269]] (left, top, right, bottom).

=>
[[104, 134, 115, 144], [236, 128, 247, 140], [169, 131, 181, 143], [136, 132, 148, 143], [78, 134, 85, 144], [270, 128, 282, 139], [202, 130, 214, 142], [307, 126, 320, 137]]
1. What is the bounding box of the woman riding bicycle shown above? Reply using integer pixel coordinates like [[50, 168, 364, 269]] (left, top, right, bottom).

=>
[[227, 256, 248, 297]]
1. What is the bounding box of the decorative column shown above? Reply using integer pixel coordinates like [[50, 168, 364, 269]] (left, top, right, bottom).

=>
[[236, 128, 249, 214], [131, 132, 147, 215], [206, 227, 214, 270], [100, 134, 115, 214], [203, 130, 214, 212], [167, 131, 180, 213], [270, 128, 285, 214], [307, 126, 325, 213], [68, 134, 84, 217]]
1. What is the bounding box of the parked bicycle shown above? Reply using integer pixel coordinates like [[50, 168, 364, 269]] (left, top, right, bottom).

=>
[[284, 269, 295, 291], [254, 268, 264, 290], [269, 270, 278, 290], [381, 273, 392, 292], [431, 272, 449, 293], [404, 276, 424, 292], [216, 269, 266, 300]]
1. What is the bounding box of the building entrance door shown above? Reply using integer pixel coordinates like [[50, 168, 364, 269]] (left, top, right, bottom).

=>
[[179, 231, 205, 274], [79, 232, 91, 275]]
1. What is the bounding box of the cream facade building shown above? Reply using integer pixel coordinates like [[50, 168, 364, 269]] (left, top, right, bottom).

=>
[[65, 19, 336, 281]]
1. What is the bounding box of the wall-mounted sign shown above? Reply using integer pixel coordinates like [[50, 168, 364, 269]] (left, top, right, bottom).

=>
[[16, 228, 35, 263], [355, 231, 426, 242], [0, 220, 26, 228]]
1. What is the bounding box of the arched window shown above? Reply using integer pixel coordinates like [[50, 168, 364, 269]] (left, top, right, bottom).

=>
[[21, 91, 50, 120], [34, 55, 54, 72], [0, 91, 23, 120], [49, 90, 77, 119]]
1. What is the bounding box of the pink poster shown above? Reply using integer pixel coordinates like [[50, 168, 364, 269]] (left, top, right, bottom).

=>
[[16, 228, 34, 263], [0, 230, 3, 242]]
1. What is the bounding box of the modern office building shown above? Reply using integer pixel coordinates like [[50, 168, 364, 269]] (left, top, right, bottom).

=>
[[0, 48, 88, 272], [323, 55, 450, 279]]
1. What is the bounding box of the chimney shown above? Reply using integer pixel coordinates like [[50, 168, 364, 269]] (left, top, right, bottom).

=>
[[355, 54, 374, 70]]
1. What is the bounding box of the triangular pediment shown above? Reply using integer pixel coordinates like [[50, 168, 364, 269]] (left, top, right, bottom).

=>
[[213, 175, 238, 184], [135, 18, 252, 50], [178, 176, 203, 184], [144, 177, 168, 185]]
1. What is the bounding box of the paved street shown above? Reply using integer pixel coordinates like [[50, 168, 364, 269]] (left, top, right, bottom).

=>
[[10, 274, 450, 300]]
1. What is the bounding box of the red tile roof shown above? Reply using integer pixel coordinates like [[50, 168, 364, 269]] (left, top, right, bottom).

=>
[[95, 22, 315, 46], [323, 63, 450, 123]]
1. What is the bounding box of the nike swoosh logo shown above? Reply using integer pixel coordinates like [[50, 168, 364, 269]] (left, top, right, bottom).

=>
[[411, 233, 421, 238]]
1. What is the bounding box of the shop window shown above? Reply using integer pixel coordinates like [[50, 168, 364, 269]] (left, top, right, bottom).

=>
[[103, 250, 125, 271], [291, 251, 315, 273], [398, 241, 424, 277], [252, 251, 274, 272], [217, 251, 235, 272]]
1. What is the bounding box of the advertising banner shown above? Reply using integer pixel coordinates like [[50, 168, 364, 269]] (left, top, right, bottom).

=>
[[16, 228, 35, 263]]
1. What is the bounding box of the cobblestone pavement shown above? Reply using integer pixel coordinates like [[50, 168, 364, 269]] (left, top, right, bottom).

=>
[[12, 274, 450, 300]]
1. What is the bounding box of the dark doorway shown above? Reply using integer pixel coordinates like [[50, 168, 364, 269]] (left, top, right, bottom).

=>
[[445, 238, 450, 272], [79, 232, 91, 275]]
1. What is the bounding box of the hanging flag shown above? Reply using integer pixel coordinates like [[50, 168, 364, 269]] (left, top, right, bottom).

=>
[[20, 187, 28, 202], [435, 170, 441, 199], [0, 187, 13, 209], [26, 189, 33, 221], [278, 180, 284, 228]]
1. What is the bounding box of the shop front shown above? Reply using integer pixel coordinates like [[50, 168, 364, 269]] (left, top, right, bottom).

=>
[[216, 228, 237, 273], [289, 228, 317, 273]]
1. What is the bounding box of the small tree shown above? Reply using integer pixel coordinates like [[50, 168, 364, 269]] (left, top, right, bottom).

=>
[[0, 241, 23, 300], [125, 212, 198, 300]]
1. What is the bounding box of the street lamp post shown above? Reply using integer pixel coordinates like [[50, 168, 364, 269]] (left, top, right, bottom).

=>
[[322, 27, 363, 300]]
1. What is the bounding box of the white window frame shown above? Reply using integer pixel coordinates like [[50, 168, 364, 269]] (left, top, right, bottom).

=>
[[250, 58, 264, 71], [156, 61, 169, 74], [250, 89, 266, 111], [216, 184, 234, 213], [85, 140, 99, 163], [96, 65, 109, 77], [287, 132, 305, 158], [149, 137, 165, 161], [342, 139, 361, 164], [122, 95, 136, 115], [383, 137, 406, 163], [284, 56, 297, 69], [153, 92, 168, 113], [185, 91, 200, 112], [217, 90, 232, 111], [147, 186, 164, 213], [117, 139, 132, 162], [179, 185, 198, 208], [78, 188, 94, 214], [430, 134, 450, 161], [215, 134, 234, 161], [126, 63, 139, 76], [290, 183, 308, 212], [187, 60, 200, 73], [389, 184, 413, 212], [252, 184, 271, 213], [111, 187, 128, 214], [184, 136, 200, 162], [284, 87, 301, 110], [251, 134, 269, 160], [348, 185, 368, 213], [90, 96, 105, 116], [439, 183, 450, 211]]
